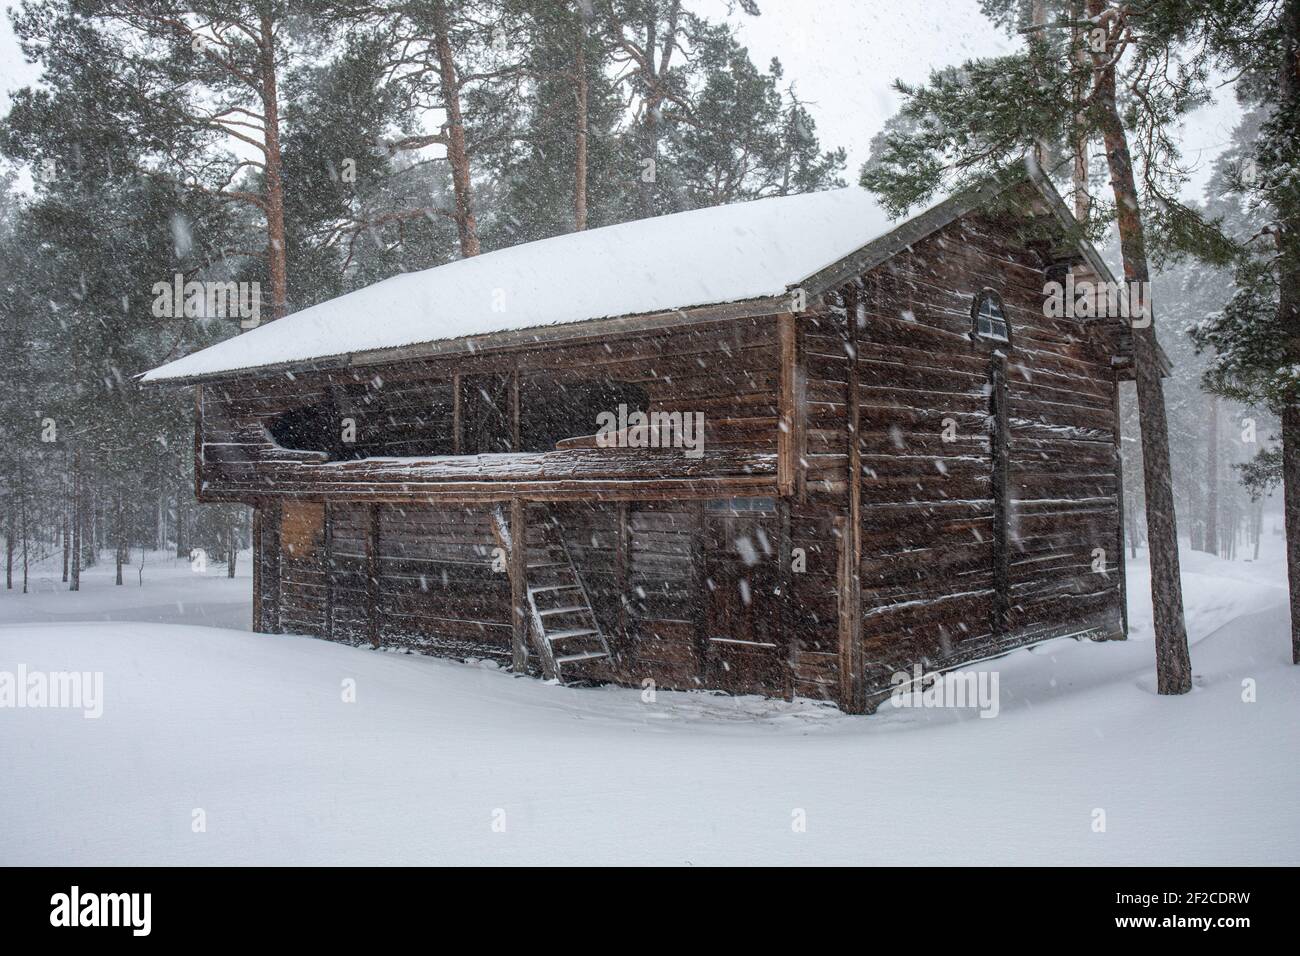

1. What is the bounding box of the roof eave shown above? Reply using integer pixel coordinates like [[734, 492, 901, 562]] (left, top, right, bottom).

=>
[[143, 293, 792, 387]]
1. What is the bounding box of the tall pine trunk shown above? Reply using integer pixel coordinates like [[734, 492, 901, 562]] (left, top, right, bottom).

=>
[[176, 486, 187, 559], [114, 492, 124, 586], [1205, 394, 1219, 554], [1278, 0, 1300, 665], [432, 0, 481, 257], [70, 449, 81, 592], [5, 506, 13, 590], [228, 522, 237, 578], [259, 12, 288, 320], [573, 11, 589, 232], [1089, 0, 1191, 693]]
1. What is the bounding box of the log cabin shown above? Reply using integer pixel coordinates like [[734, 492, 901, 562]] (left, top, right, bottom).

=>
[[144, 160, 1153, 713]]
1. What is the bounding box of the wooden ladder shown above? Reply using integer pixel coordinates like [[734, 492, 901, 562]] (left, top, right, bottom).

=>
[[523, 509, 611, 682]]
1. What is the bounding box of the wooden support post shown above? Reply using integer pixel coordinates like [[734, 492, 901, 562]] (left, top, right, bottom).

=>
[[616, 501, 630, 650], [264, 500, 282, 634], [838, 286, 866, 713], [366, 503, 380, 647], [691, 500, 709, 678], [193, 385, 204, 501], [323, 501, 334, 641], [451, 372, 462, 456], [510, 366, 521, 452], [777, 499, 795, 701], [990, 354, 1010, 636], [509, 498, 529, 673], [251, 504, 262, 632], [777, 313, 798, 497], [328, 384, 346, 460], [1113, 373, 1128, 637]]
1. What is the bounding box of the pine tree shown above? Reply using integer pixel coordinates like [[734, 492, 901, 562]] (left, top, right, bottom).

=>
[[1186, 0, 1300, 663]]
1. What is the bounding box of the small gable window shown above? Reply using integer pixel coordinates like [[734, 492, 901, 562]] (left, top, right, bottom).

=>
[[972, 289, 1009, 343]]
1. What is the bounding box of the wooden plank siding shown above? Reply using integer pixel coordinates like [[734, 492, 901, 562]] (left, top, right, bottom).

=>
[[235, 200, 1124, 712], [845, 211, 1125, 705]]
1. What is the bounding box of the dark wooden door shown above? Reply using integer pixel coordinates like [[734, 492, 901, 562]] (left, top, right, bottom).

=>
[[700, 503, 785, 693]]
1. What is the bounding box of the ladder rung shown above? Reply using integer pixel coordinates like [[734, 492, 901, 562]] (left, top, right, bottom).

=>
[[546, 628, 599, 642], [528, 584, 581, 595], [556, 650, 609, 665], [539, 605, 588, 617]]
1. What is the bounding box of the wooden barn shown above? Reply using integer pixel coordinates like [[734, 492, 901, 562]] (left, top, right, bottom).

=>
[[144, 162, 1147, 713]]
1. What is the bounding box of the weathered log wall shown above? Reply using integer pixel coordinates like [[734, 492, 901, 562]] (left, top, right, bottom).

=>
[[240, 199, 1126, 711], [842, 210, 1125, 703]]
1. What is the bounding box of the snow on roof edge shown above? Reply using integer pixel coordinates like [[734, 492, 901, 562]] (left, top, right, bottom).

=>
[[141, 180, 1007, 385]]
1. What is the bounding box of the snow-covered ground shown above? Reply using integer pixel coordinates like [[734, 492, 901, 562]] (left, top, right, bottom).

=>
[[1, 540, 1296, 866]]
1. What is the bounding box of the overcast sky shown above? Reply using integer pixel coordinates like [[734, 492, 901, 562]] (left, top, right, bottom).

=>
[[0, 0, 1245, 201]]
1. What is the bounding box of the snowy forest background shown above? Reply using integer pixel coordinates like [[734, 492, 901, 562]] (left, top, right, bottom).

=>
[[0, 0, 1274, 592]]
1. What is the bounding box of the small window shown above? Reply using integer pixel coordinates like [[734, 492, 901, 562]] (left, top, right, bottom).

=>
[[972, 289, 1009, 343]]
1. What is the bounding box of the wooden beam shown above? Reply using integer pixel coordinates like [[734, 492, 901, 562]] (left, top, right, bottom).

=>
[[366, 503, 380, 647], [451, 372, 462, 456], [1113, 373, 1128, 636], [265, 500, 282, 634], [835, 514, 863, 713], [193, 384, 204, 500], [691, 500, 709, 679], [838, 286, 866, 713], [323, 501, 334, 641], [509, 365, 521, 451], [990, 353, 1011, 635], [251, 504, 262, 632], [777, 498, 794, 701], [616, 502, 629, 652], [509, 498, 529, 673], [777, 313, 797, 497]]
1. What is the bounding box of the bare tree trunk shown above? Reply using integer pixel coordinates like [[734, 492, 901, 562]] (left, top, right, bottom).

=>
[[156, 483, 165, 551], [1278, 0, 1300, 665], [1089, 0, 1191, 694], [253, 12, 289, 320], [638, 12, 661, 221], [1248, 502, 1258, 561], [176, 486, 187, 559], [228, 521, 237, 578], [5, 506, 13, 590], [1286, 408, 1300, 662], [573, 10, 589, 232], [1070, 0, 1091, 222], [114, 492, 124, 586], [61, 509, 69, 583], [1205, 394, 1219, 553], [70, 450, 81, 592], [432, 0, 481, 257], [19, 473, 28, 595]]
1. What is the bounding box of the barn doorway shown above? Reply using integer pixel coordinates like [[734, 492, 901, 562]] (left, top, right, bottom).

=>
[[699, 498, 785, 691]]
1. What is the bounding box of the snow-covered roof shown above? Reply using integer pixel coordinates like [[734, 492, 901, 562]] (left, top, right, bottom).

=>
[[143, 186, 919, 383]]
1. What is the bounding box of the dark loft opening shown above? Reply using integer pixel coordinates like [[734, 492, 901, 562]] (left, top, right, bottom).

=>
[[263, 376, 649, 459], [265, 402, 338, 456], [519, 378, 649, 453]]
